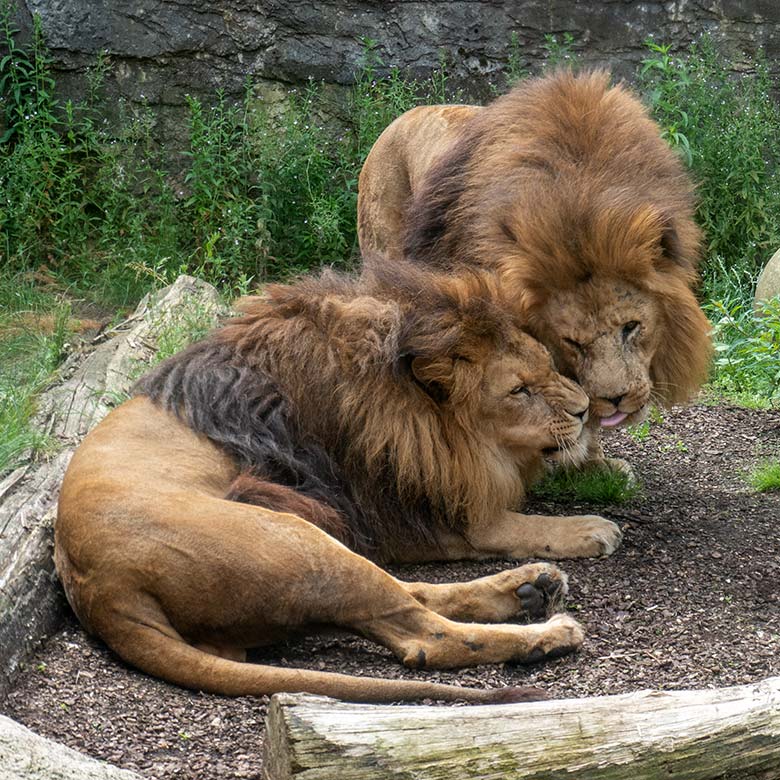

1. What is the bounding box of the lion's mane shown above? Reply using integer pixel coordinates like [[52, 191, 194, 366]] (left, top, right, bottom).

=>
[[136, 267, 535, 562], [400, 69, 712, 406]]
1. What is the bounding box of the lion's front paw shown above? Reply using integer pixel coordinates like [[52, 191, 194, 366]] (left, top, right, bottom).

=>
[[523, 613, 585, 663], [563, 515, 622, 558]]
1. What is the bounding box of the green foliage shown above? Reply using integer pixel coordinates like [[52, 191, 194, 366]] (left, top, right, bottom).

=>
[[640, 37, 780, 302], [706, 297, 780, 403], [0, 274, 72, 474], [505, 32, 527, 86], [626, 407, 665, 443], [748, 459, 780, 492], [542, 33, 580, 70], [251, 39, 455, 276], [0, 19, 459, 295], [532, 465, 640, 505], [182, 86, 269, 285]]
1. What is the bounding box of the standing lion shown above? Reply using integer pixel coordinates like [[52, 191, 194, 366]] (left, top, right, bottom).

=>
[[358, 69, 712, 468]]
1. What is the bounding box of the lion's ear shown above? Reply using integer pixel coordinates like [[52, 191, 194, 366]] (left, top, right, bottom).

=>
[[630, 206, 692, 273], [659, 222, 684, 267], [654, 212, 699, 273], [410, 355, 455, 402]]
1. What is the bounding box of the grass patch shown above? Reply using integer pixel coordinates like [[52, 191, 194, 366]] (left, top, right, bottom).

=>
[[532, 466, 641, 505], [0, 273, 73, 473], [747, 460, 780, 492]]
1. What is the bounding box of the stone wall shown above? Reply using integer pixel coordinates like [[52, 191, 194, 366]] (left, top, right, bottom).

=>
[[11, 1, 780, 149]]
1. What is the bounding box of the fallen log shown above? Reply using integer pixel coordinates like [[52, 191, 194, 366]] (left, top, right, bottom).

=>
[[0, 275, 224, 697], [0, 714, 144, 780], [263, 678, 780, 780]]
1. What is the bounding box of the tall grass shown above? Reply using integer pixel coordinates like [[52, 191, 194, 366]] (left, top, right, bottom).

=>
[[640, 38, 780, 302], [0, 275, 72, 472], [0, 21, 455, 299]]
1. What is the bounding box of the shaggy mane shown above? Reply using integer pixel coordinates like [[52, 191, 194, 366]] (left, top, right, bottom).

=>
[[136, 265, 530, 562], [402, 69, 712, 405]]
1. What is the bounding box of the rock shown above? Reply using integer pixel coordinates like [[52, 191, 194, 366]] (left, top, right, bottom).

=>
[[755, 247, 780, 305], [0, 714, 143, 779], [12, 2, 780, 150]]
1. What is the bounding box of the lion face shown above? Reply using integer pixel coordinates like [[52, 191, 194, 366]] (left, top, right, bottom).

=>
[[479, 336, 592, 466], [531, 277, 660, 428]]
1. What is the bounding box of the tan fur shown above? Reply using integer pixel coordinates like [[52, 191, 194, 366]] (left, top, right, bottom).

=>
[[55, 270, 620, 703], [358, 70, 712, 456]]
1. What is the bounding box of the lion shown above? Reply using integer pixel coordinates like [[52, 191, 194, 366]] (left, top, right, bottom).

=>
[[358, 69, 712, 469], [54, 264, 620, 704]]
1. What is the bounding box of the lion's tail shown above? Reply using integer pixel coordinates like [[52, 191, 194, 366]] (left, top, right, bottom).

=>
[[106, 617, 543, 704]]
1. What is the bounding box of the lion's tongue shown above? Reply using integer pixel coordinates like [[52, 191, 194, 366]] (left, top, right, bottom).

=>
[[600, 411, 628, 428]]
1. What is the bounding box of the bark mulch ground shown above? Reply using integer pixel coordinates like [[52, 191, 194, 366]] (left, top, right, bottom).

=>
[[3, 403, 780, 779]]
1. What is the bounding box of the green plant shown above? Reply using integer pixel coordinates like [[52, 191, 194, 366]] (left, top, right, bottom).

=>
[[627, 420, 652, 442], [626, 406, 664, 442], [0, 273, 73, 474], [542, 33, 579, 69], [505, 31, 526, 85], [0, 5, 57, 143], [640, 37, 780, 302], [706, 297, 780, 404], [532, 465, 640, 504], [182, 86, 270, 287], [747, 459, 780, 492]]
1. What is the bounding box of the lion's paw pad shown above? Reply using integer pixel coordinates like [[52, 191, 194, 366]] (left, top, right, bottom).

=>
[[515, 571, 566, 618]]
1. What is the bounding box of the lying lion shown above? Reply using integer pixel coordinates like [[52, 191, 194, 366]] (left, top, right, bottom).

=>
[[358, 69, 712, 469], [55, 265, 619, 703]]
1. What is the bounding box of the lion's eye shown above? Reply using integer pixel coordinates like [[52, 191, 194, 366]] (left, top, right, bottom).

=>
[[622, 321, 640, 341], [510, 385, 531, 397], [563, 337, 584, 354]]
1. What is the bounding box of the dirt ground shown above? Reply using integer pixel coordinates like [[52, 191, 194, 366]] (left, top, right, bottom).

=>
[[3, 403, 780, 779]]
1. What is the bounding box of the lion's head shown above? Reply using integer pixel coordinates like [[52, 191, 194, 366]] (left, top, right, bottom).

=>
[[366, 263, 594, 495], [470, 340, 592, 467], [402, 69, 712, 425]]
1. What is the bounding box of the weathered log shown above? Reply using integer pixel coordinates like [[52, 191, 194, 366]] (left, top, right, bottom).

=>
[[0, 275, 224, 697], [0, 714, 144, 780], [263, 679, 780, 780]]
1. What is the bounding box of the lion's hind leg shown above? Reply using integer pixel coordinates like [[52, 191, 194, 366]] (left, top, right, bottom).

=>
[[226, 472, 350, 543], [402, 562, 567, 623], [94, 602, 526, 704]]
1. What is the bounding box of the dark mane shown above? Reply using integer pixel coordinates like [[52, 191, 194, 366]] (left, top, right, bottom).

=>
[[401, 129, 481, 267], [135, 269, 524, 560]]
